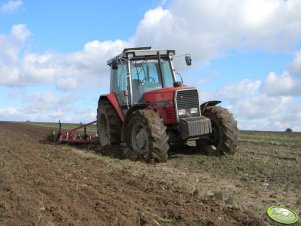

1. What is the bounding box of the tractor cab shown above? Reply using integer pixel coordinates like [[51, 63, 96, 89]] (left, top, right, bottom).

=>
[[108, 47, 178, 111]]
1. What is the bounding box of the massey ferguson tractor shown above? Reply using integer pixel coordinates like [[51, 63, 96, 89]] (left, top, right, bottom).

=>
[[59, 47, 238, 162]]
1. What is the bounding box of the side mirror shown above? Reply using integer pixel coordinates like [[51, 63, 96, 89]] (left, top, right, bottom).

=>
[[112, 58, 118, 70], [173, 81, 182, 87], [185, 54, 192, 66]]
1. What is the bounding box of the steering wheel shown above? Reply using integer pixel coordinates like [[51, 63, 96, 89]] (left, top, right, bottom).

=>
[[141, 77, 156, 85]]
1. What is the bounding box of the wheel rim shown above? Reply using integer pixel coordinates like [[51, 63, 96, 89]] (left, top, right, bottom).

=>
[[131, 124, 149, 158], [99, 114, 109, 145]]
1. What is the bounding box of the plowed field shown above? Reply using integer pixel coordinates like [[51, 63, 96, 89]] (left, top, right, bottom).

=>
[[0, 122, 300, 225]]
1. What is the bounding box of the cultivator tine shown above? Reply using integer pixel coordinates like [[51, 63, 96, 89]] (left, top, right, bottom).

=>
[[58, 120, 62, 136], [55, 120, 62, 142]]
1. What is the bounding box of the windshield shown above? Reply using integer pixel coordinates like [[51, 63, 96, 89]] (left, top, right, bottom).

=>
[[130, 58, 174, 103]]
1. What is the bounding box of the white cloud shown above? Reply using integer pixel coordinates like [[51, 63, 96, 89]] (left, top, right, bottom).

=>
[[1, 91, 97, 123], [232, 95, 292, 120], [0, 107, 25, 121], [217, 79, 262, 100], [26, 91, 71, 111], [56, 78, 77, 91], [0, 24, 31, 86], [0, 0, 22, 13], [133, 0, 301, 61], [263, 71, 300, 96], [0, 24, 31, 64], [263, 50, 301, 97], [2, 0, 301, 89], [0, 33, 129, 88], [198, 79, 262, 105], [288, 50, 301, 77], [198, 76, 301, 131]]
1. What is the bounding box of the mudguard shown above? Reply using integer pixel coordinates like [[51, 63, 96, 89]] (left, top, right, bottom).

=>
[[200, 100, 221, 114], [98, 94, 124, 122]]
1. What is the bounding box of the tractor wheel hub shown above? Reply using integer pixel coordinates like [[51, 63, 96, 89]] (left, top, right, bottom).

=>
[[136, 129, 147, 149]]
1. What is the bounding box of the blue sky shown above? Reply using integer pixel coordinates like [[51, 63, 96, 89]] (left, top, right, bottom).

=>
[[1, 0, 301, 131]]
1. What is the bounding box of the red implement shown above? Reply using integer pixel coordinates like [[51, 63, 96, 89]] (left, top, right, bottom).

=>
[[58, 120, 98, 143]]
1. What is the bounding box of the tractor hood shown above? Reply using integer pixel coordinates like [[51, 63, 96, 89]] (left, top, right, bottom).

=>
[[143, 86, 195, 103]]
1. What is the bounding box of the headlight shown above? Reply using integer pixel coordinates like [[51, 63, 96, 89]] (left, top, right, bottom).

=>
[[190, 108, 198, 114], [178, 109, 186, 116]]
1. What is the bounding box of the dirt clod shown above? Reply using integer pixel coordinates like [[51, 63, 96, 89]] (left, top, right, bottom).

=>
[[213, 192, 224, 202]]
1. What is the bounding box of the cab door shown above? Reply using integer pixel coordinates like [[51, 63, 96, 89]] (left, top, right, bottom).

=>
[[110, 63, 129, 115]]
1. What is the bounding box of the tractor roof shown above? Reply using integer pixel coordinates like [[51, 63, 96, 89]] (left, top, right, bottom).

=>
[[107, 47, 175, 66]]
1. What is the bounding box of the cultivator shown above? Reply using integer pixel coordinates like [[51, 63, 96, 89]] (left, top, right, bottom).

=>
[[57, 120, 98, 143]]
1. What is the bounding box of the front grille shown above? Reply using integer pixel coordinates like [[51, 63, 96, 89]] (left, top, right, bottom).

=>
[[176, 89, 200, 118]]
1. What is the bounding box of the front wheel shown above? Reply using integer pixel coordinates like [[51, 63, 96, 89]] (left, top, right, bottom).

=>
[[196, 106, 238, 155], [126, 110, 169, 163]]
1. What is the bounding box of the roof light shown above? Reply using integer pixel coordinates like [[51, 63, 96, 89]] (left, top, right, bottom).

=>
[[127, 53, 134, 59]]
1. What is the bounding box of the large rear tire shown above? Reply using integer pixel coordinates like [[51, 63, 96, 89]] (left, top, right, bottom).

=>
[[97, 100, 121, 146], [126, 110, 169, 163], [196, 106, 238, 155]]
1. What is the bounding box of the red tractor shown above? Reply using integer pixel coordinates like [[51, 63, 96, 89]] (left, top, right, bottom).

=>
[[96, 47, 238, 162]]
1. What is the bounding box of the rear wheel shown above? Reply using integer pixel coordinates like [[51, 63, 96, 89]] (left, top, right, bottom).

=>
[[97, 100, 121, 146], [126, 110, 169, 162], [196, 106, 238, 155]]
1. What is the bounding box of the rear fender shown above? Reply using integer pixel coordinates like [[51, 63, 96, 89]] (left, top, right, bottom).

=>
[[200, 100, 221, 114], [98, 94, 124, 122]]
